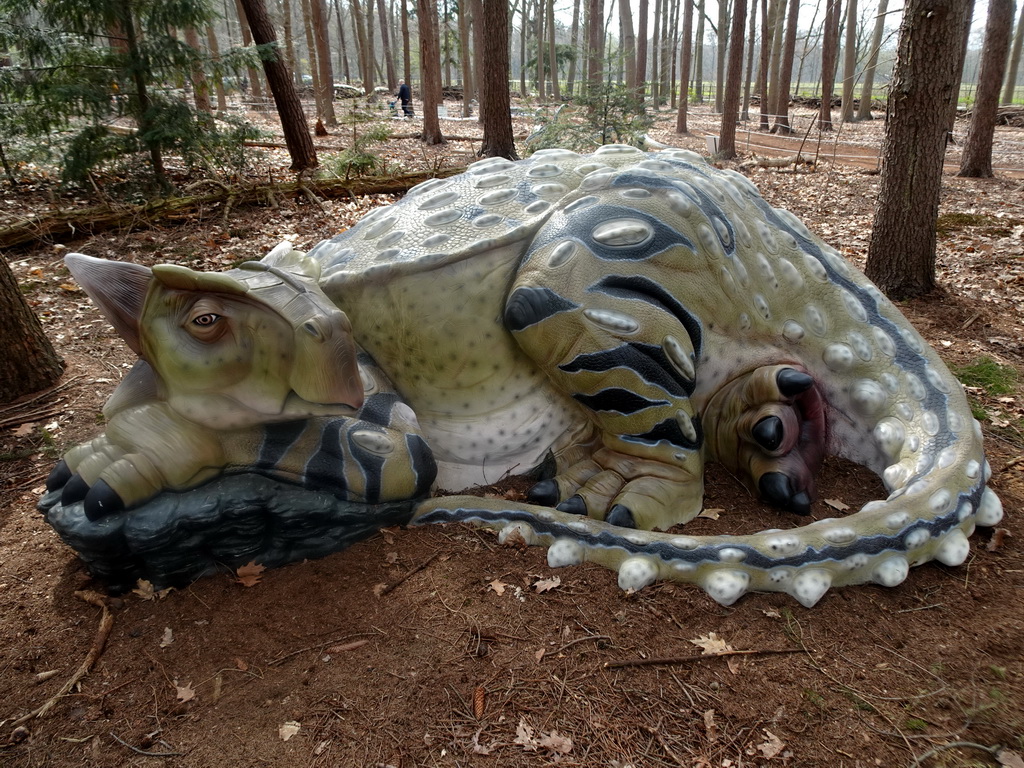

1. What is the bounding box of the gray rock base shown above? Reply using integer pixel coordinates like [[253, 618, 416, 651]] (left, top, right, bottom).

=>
[[39, 474, 416, 593]]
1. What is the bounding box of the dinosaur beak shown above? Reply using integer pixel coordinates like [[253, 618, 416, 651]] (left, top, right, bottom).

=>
[[289, 304, 365, 411]]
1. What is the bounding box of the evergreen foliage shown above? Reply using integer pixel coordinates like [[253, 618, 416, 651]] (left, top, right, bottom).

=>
[[0, 0, 260, 190], [526, 81, 653, 153]]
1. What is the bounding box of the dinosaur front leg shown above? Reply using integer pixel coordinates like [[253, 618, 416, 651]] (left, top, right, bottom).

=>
[[506, 271, 706, 532]]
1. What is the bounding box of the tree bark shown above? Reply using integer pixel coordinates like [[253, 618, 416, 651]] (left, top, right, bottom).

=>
[[765, 0, 783, 118], [741, 0, 757, 120], [310, 0, 338, 125], [377, 0, 398, 92], [693, 0, 705, 102], [0, 257, 64, 404], [714, 0, 728, 112], [239, 0, 319, 171], [840, 0, 858, 122], [350, 0, 374, 93], [457, 0, 474, 115], [417, 0, 446, 144], [818, 0, 840, 130], [300, 0, 324, 118], [333, 0, 352, 82], [959, 0, 1013, 176], [636, 0, 648, 98], [546, 0, 560, 99], [771, 0, 798, 132], [856, 0, 888, 119], [401, 0, 412, 84], [865, 0, 973, 298], [675, 0, 693, 132], [757, 0, 770, 128], [234, 0, 266, 103], [566, 0, 582, 96], [718, 0, 747, 158], [1003, 1, 1024, 104], [206, 25, 228, 112], [478, 0, 517, 158], [283, 0, 301, 86], [620, 0, 637, 91], [184, 26, 212, 114], [651, 0, 662, 104], [586, 0, 604, 92]]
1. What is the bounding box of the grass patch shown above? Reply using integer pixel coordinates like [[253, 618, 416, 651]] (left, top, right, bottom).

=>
[[954, 357, 1018, 396], [936, 212, 1021, 238]]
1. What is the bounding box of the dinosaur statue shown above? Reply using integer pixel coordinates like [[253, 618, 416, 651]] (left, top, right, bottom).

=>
[[40, 146, 1003, 606]]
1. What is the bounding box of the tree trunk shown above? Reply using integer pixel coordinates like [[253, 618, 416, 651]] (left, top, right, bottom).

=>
[[662, 0, 675, 103], [959, 0, 1013, 176], [239, 0, 319, 171], [457, 0, 473, 115], [520, 0, 529, 96], [757, 0, 770, 128], [300, 0, 324, 118], [350, 0, 374, 93], [234, 0, 266, 103], [377, 0, 398, 92], [740, 0, 756, 120], [120, 5, 167, 187], [856, 0, 888, 119], [636, 0, 648, 98], [184, 26, 212, 113], [333, 0, 352, 82], [840, 0, 858, 122], [693, 0, 705, 102], [587, 0, 604, 91], [311, 0, 338, 125], [771, 0, 798, 132], [205, 24, 229, 112], [417, 0, 446, 144], [0, 257, 64, 404], [865, 0, 973, 298], [401, 0, 412, 85], [718, 0, 747, 157], [675, 0, 693, 132], [765, 0, 783, 118], [818, 0, 840, 129], [620, 0, 638, 91], [546, 0, 560, 99], [1003, 1, 1024, 104], [651, 0, 662, 104], [535, 0, 546, 97], [566, 0, 582, 96], [479, 0, 517, 158], [715, 0, 728, 112], [283, 0, 301, 86]]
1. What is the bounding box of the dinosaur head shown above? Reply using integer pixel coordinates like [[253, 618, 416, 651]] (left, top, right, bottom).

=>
[[65, 248, 364, 430]]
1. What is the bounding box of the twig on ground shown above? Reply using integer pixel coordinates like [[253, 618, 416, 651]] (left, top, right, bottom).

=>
[[907, 740, 1000, 767], [109, 731, 184, 757], [604, 648, 801, 669], [11, 590, 114, 726], [377, 552, 440, 597], [549, 635, 612, 657], [642, 722, 688, 767]]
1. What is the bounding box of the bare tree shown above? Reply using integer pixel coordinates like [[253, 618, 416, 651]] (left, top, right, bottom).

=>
[[417, 0, 446, 144], [1003, 2, 1024, 104], [856, 0, 889, 119], [239, 0, 319, 171], [546, 0, 560, 99], [771, 0, 798, 132], [586, 0, 605, 92], [401, 0, 412, 84], [714, 0, 729, 112], [818, 0, 840, 129], [0, 257, 64, 403], [206, 25, 228, 112], [693, 0, 705, 102], [719, 0, 747, 157], [310, 0, 337, 125], [620, 0, 637, 91], [377, 0, 398, 91], [457, 0, 474, 116], [283, 0, 301, 86], [865, 0, 973, 298], [637, 0, 649, 97], [840, 0, 858, 122], [757, 0, 770, 128], [959, 0, 1013, 176], [566, 0, 582, 96], [479, 0, 517, 158], [234, 0, 266, 103], [675, 0, 693, 131], [741, 0, 757, 120], [350, 0, 374, 93], [332, 0, 352, 82], [184, 26, 212, 113]]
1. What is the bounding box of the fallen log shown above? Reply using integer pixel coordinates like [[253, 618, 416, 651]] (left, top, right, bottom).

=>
[[0, 168, 465, 251]]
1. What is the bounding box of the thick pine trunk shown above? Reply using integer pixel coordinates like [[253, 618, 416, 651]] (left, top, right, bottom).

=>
[[239, 0, 319, 171], [865, 0, 973, 298], [718, 0, 748, 158], [417, 0, 446, 144], [0, 257, 64, 404], [959, 0, 1013, 177]]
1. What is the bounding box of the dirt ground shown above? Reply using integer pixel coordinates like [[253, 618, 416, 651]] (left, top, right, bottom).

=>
[[1, 102, 1024, 768]]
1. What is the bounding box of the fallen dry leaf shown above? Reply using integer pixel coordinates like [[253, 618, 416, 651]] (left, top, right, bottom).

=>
[[487, 579, 508, 595], [235, 561, 266, 587], [824, 498, 850, 511], [13, 422, 35, 438], [174, 680, 195, 702], [757, 729, 785, 758], [133, 579, 173, 601], [690, 632, 734, 655], [279, 721, 301, 741], [726, 655, 742, 675], [159, 627, 174, 648], [372, 583, 388, 597], [532, 576, 561, 593], [998, 749, 1024, 768], [513, 719, 537, 750], [534, 648, 546, 663], [697, 507, 722, 520], [987, 528, 1010, 552], [326, 639, 369, 653], [704, 709, 718, 743], [470, 729, 493, 755], [537, 730, 573, 754]]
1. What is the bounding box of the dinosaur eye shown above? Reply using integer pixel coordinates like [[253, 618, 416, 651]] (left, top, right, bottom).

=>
[[192, 313, 221, 327]]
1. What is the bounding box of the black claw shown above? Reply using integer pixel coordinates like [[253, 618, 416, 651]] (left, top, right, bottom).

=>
[[83, 479, 124, 521], [790, 491, 812, 516], [606, 504, 636, 529], [777, 368, 814, 397], [46, 460, 72, 492], [752, 415, 784, 451], [527, 478, 559, 507], [556, 495, 588, 516], [61, 473, 90, 505]]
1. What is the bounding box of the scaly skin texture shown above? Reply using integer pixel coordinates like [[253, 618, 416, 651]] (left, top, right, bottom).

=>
[[50, 147, 1003, 606]]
